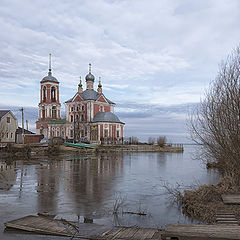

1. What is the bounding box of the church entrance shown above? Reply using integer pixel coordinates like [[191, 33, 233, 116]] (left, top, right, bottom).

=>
[[90, 126, 98, 141]]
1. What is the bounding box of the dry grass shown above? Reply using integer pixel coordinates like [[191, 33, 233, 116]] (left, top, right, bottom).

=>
[[181, 176, 240, 223]]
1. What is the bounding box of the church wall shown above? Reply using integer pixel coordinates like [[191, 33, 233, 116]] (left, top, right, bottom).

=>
[[36, 121, 49, 138], [93, 103, 99, 116], [112, 124, 116, 139], [104, 105, 110, 112]]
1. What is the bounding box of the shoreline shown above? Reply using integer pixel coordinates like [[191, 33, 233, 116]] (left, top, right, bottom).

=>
[[0, 143, 184, 160]]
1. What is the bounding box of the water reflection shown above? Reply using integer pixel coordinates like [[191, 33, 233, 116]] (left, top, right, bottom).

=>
[[36, 154, 124, 218], [36, 161, 60, 213], [0, 161, 17, 190], [0, 146, 220, 237]]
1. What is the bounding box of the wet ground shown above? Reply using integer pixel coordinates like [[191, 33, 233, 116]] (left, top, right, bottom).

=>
[[0, 145, 219, 239]]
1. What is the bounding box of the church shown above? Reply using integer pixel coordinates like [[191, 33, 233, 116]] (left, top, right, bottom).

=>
[[36, 54, 124, 144]]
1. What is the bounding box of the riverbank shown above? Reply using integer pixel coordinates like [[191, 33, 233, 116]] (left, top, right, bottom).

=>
[[0, 143, 184, 159], [178, 175, 240, 224], [97, 144, 184, 153]]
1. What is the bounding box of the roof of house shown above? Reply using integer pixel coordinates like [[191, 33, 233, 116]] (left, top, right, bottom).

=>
[[93, 112, 124, 124], [0, 110, 10, 120], [65, 90, 115, 104], [16, 127, 35, 134]]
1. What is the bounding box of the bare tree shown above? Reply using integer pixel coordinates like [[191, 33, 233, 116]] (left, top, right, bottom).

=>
[[129, 136, 139, 145], [148, 137, 155, 145], [190, 46, 240, 184], [157, 136, 166, 147]]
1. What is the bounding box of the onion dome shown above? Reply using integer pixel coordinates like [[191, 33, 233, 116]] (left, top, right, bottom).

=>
[[41, 71, 58, 83], [85, 63, 95, 82]]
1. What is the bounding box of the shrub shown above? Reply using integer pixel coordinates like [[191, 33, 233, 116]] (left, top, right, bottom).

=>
[[157, 136, 166, 147]]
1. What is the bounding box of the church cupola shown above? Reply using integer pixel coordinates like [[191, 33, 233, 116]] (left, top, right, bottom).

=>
[[97, 77, 102, 94], [78, 76, 83, 93], [85, 63, 95, 90]]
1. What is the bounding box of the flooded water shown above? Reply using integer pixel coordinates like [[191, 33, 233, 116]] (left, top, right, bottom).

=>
[[0, 145, 219, 239]]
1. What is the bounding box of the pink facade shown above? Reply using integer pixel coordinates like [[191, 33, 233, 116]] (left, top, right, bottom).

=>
[[36, 58, 124, 143]]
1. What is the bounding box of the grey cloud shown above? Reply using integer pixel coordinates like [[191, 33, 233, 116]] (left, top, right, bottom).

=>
[[0, 0, 239, 141]]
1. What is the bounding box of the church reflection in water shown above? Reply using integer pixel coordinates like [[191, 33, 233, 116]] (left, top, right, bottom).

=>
[[36, 154, 124, 218], [0, 161, 17, 190]]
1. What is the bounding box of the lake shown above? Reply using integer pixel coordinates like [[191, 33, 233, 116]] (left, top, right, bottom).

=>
[[0, 145, 219, 239]]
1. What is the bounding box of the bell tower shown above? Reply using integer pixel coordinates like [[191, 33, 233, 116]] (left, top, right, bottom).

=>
[[38, 53, 61, 121]]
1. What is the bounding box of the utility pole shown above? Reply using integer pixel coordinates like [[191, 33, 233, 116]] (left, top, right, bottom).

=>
[[26, 120, 28, 131], [20, 108, 24, 142]]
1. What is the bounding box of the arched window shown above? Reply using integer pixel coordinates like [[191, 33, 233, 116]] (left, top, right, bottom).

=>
[[52, 106, 57, 119], [42, 107, 45, 119], [51, 87, 56, 102], [43, 86, 46, 102]]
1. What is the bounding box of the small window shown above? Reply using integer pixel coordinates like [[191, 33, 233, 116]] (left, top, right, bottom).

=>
[[70, 130, 73, 138], [11, 133, 13, 138], [6, 132, 8, 138], [117, 130, 120, 138], [51, 87, 56, 101], [7, 117, 10, 123], [82, 106, 84, 111], [71, 115, 73, 122], [71, 107, 74, 112], [2, 132, 4, 138], [81, 130, 84, 137], [52, 106, 57, 119], [43, 86, 46, 102], [76, 106, 79, 111], [104, 129, 108, 138]]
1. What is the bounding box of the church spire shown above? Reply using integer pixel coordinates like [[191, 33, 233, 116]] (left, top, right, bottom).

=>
[[48, 53, 52, 76], [78, 76, 83, 93], [98, 77, 102, 94], [98, 77, 102, 88], [89, 63, 91, 73], [78, 76, 82, 88]]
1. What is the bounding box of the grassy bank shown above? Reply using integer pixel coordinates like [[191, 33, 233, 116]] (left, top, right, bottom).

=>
[[178, 176, 240, 223], [0, 143, 95, 160], [97, 144, 184, 153]]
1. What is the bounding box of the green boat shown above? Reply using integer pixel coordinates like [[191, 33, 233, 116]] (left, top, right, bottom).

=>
[[63, 142, 97, 149]]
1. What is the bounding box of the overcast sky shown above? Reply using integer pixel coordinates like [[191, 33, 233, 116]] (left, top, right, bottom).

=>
[[0, 0, 240, 142]]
